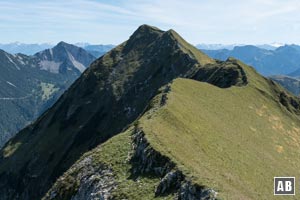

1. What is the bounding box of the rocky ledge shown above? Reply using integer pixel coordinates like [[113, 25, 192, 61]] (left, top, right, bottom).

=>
[[130, 128, 218, 200]]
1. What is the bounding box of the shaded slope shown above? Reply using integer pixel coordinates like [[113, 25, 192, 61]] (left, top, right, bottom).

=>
[[270, 75, 300, 96], [0, 25, 215, 200]]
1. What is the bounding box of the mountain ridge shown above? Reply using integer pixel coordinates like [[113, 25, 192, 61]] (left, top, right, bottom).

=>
[[0, 24, 221, 200], [1, 25, 300, 199]]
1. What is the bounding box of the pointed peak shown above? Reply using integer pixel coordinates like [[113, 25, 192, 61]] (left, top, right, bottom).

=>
[[57, 41, 67, 46], [56, 41, 74, 48], [226, 57, 238, 62], [135, 24, 162, 33], [53, 41, 84, 53], [162, 29, 182, 41], [123, 25, 164, 52], [166, 28, 176, 34], [129, 24, 163, 40]]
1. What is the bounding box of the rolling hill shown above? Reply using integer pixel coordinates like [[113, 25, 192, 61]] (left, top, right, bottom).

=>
[[1, 25, 300, 200]]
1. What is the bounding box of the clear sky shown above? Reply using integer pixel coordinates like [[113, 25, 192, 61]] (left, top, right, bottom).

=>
[[1, 0, 300, 45]]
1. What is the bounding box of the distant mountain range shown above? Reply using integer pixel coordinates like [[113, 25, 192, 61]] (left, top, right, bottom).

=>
[[0, 42, 96, 147], [6, 42, 300, 77], [196, 43, 283, 50], [81, 44, 115, 57], [0, 42, 115, 57], [0, 43, 53, 55], [201, 44, 300, 76]]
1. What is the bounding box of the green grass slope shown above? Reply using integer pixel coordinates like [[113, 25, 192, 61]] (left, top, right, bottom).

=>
[[140, 64, 300, 199]]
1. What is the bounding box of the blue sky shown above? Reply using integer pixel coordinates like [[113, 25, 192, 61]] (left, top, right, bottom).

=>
[[1, 0, 300, 45]]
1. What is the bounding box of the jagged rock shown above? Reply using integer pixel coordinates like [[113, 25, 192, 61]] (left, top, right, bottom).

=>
[[178, 181, 218, 200], [130, 129, 175, 177], [270, 75, 300, 96], [192, 58, 248, 88], [155, 170, 184, 196], [43, 156, 116, 200]]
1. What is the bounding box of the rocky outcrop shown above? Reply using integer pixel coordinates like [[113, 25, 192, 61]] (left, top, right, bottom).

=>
[[130, 129, 175, 177], [265, 79, 300, 115], [270, 75, 300, 96], [192, 58, 248, 88], [178, 181, 218, 200], [130, 129, 218, 200], [155, 170, 184, 196], [43, 156, 116, 200], [278, 90, 300, 114]]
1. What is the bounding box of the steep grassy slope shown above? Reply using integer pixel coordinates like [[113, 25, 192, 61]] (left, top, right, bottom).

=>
[[140, 66, 300, 199]]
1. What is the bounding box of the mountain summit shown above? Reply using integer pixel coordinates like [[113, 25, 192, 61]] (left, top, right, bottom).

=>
[[1, 25, 300, 200], [35, 42, 95, 75]]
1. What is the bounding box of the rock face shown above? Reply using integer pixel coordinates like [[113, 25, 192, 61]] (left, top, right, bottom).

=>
[[192, 58, 248, 88], [270, 75, 300, 96], [35, 42, 95, 76], [131, 129, 218, 200], [43, 156, 116, 200]]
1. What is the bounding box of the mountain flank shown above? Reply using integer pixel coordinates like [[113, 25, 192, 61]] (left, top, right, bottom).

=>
[[1, 25, 300, 199], [270, 75, 300, 96], [0, 43, 95, 147]]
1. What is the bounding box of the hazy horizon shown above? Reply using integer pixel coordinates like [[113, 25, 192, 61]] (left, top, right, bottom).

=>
[[0, 41, 293, 47]]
